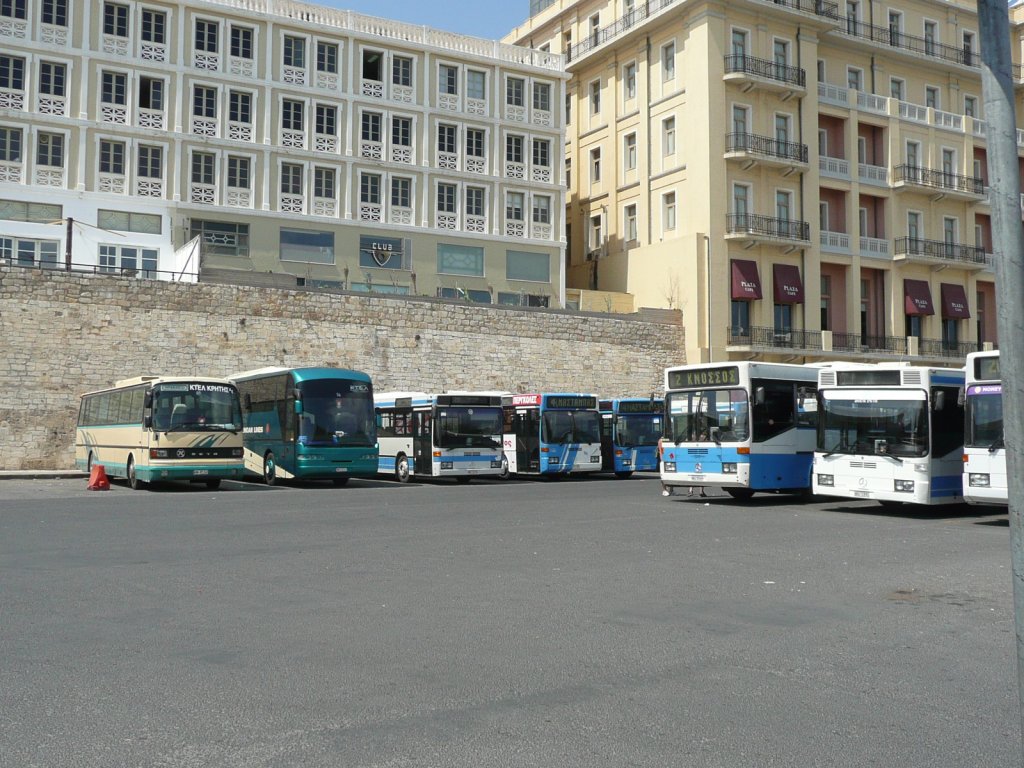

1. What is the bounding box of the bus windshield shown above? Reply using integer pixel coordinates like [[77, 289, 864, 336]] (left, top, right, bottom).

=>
[[819, 398, 928, 458], [966, 390, 1003, 448], [615, 413, 663, 448], [543, 410, 601, 444], [666, 389, 749, 443], [297, 379, 376, 447], [435, 406, 503, 449], [152, 382, 243, 432]]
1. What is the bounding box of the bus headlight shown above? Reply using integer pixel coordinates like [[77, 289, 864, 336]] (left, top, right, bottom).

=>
[[440, 461, 454, 470], [894, 480, 915, 493], [490, 459, 502, 468], [663, 462, 676, 472], [299, 454, 323, 461], [817, 474, 834, 487], [722, 463, 737, 474], [913, 463, 928, 473], [150, 448, 170, 459], [969, 473, 991, 487]]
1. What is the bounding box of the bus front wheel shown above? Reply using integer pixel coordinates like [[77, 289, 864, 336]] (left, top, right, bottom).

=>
[[395, 455, 411, 483], [127, 456, 146, 491], [497, 456, 510, 481], [263, 452, 277, 486], [725, 488, 754, 500]]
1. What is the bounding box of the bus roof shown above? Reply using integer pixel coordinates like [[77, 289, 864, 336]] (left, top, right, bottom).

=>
[[83, 375, 236, 397], [229, 366, 372, 384]]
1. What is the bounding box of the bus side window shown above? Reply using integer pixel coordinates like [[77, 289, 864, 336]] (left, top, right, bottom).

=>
[[796, 385, 817, 428], [751, 379, 796, 442]]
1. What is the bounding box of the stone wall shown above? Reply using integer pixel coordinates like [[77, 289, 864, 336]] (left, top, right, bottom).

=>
[[0, 267, 685, 469]]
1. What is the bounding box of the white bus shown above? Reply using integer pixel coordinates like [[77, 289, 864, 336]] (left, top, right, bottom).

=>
[[963, 350, 1006, 506], [374, 392, 504, 482], [75, 376, 244, 490], [813, 363, 965, 506], [661, 362, 819, 498]]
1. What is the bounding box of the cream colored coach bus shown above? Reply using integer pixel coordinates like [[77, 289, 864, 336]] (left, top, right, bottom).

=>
[[75, 376, 245, 490]]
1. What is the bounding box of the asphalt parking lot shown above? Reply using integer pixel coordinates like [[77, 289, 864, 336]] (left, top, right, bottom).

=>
[[0, 474, 1017, 767]]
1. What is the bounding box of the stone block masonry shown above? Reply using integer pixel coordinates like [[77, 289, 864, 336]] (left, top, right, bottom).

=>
[[0, 267, 685, 469]]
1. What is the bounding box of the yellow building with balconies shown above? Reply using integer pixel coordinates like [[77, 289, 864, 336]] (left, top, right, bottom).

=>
[[508, 0, 1015, 364]]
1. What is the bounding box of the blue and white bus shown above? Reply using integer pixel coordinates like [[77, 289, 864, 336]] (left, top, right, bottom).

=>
[[375, 392, 504, 483], [502, 393, 603, 476], [660, 362, 819, 498], [599, 398, 663, 478], [813, 363, 965, 506], [963, 350, 1006, 506], [230, 367, 378, 485]]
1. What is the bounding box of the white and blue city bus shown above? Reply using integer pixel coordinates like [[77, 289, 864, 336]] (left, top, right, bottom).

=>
[[502, 393, 603, 476], [963, 350, 1006, 506], [374, 392, 505, 483], [660, 362, 819, 498], [599, 398, 663, 478], [813, 363, 965, 506]]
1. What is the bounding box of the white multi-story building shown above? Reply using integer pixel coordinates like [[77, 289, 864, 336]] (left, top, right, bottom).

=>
[[0, 0, 567, 306]]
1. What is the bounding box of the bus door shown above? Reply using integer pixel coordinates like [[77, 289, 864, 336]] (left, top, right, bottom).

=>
[[515, 409, 540, 473], [412, 409, 432, 476], [600, 413, 615, 471]]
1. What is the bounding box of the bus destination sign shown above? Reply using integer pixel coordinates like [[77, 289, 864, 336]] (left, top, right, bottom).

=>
[[668, 366, 740, 389], [975, 356, 1000, 382], [617, 400, 662, 414], [546, 395, 597, 410]]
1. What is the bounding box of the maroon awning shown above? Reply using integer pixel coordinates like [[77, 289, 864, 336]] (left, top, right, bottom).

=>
[[773, 263, 804, 304], [904, 279, 935, 316], [731, 259, 762, 300], [941, 283, 971, 319]]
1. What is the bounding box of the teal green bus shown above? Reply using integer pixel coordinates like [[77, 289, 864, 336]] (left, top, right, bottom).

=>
[[229, 367, 378, 485]]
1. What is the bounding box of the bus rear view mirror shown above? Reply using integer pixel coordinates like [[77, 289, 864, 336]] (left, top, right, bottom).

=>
[[143, 415, 152, 429], [754, 386, 766, 406], [143, 391, 153, 409], [933, 391, 946, 412], [294, 399, 303, 414]]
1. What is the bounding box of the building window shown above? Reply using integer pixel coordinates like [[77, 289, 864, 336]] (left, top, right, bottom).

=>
[[41, 0, 67, 26], [393, 116, 413, 148], [624, 133, 636, 171], [439, 64, 458, 95], [776, 190, 792, 220], [316, 104, 337, 136], [97, 209, 160, 234], [317, 41, 338, 74], [820, 275, 832, 330], [281, 99, 304, 130], [283, 36, 306, 69], [36, 132, 63, 167], [101, 71, 127, 105], [436, 182, 457, 214], [437, 243, 484, 276], [466, 127, 484, 158], [589, 213, 603, 252], [533, 195, 551, 225], [0, 199, 60, 222], [590, 147, 601, 183], [227, 155, 250, 189], [438, 123, 457, 154], [193, 85, 216, 118], [663, 192, 676, 231], [280, 228, 335, 264], [774, 304, 793, 335], [138, 10, 165, 44], [926, 86, 939, 109], [99, 139, 124, 174], [137, 145, 162, 178], [663, 117, 675, 156], [624, 203, 637, 242], [662, 42, 675, 81], [229, 91, 251, 124], [138, 76, 163, 110], [103, 2, 128, 37], [847, 67, 862, 91], [362, 111, 382, 142], [624, 62, 636, 101], [191, 151, 214, 185], [590, 80, 601, 114], [0, 55, 24, 92], [589, 14, 600, 45], [0, 127, 21, 162], [565, 158, 571, 188], [391, 177, 411, 208], [466, 186, 485, 217], [314, 167, 335, 199], [230, 25, 252, 58], [506, 135, 524, 164], [773, 39, 789, 67], [907, 210, 921, 240], [506, 191, 525, 221], [190, 220, 248, 258], [533, 82, 551, 112], [964, 96, 977, 117], [731, 300, 750, 335], [467, 70, 485, 100], [890, 77, 904, 100], [280, 162, 302, 195], [924, 20, 937, 55], [360, 173, 381, 204], [506, 77, 525, 107], [393, 56, 412, 86], [565, 92, 572, 124], [0, 237, 59, 268], [195, 19, 218, 53], [362, 50, 382, 82], [506, 250, 550, 282], [532, 139, 550, 169], [97, 244, 157, 276]]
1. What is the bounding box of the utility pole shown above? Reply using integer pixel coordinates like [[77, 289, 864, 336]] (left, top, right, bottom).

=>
[[978, 0, 1024, 749], [64, 217, 73, 271]]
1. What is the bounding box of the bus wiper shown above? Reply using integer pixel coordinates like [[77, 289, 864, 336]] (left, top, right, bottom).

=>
[[879, 452, 903, 465], [988, 436, 1004, 453], [824, 441, 844, 458]]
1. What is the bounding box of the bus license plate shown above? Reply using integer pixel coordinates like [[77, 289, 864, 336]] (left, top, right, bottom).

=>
[[689, 475, 705, 481], [854, 490, 870, 498], [193, 469, 209, 476]]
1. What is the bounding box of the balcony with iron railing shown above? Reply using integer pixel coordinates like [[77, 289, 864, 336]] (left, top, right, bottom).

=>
[[727, 326, 823, 352], [724, 55, 806, 90], [837, 19, 978, 69], [727, 326, 991, 362], [725, 133, 808, 166], [567, 0, 680, 61], [893, 237, 989, 269], [892, 165, 985, 199], [725, 213, 810, 246]]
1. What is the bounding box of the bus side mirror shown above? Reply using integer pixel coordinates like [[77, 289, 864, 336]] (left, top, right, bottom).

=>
[[933, 391, 946, 412], [143, 415, 152, 429], [144, 391, 153, 409], [294, 399, 303, 414], [244, 393, 252, 411], [754, 386, 766, 406]]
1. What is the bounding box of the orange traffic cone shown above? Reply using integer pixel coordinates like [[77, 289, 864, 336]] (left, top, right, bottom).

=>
[[87, 464, 110, 491]]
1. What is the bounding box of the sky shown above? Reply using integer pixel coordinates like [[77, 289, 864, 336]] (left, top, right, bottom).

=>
[[317, 1, 530, 41]]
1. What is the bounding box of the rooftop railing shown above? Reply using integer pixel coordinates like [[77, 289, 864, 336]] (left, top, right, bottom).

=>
[[838, 19, 976, 68], [568, 0, 680, 61]]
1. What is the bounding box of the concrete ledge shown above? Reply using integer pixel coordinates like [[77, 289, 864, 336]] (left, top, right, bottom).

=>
[[0, 470, 87, 480]]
